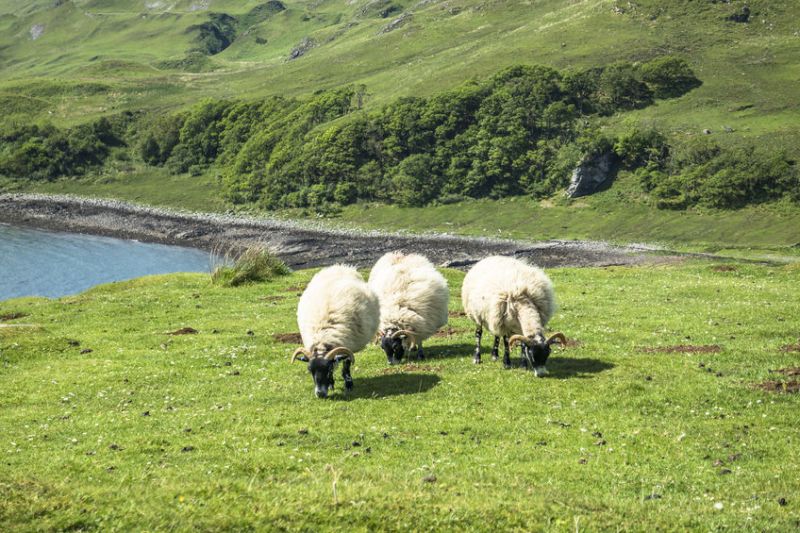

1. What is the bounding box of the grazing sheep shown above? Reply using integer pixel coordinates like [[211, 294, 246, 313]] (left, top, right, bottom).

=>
[[461, 256, 565, 376], [292, 265, 380, 398], [368, 251, 449, 364]]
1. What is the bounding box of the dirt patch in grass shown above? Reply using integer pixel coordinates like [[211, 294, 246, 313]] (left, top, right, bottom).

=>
[[448, 310, 466, 318], [641, 344, 721, 354], [168, 327, 198, 335], [380, 363, 443, 375], [273, 332, 303, 344], [711, 265, 737, 272], [432, 327, 468, 338], [755, 380, 800, 394], [282, 285, 306, 293], [770, 367, 800, 376], [779, 342, 800, 353], [0, 312, 28, 321], [259, 295, 286, 302]]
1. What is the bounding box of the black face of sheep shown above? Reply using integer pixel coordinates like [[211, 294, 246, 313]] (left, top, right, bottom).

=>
[[292, 347, 355, 398], [380, 335, 405, 365], [379, 329, 417, 365], [510, 333, 566, 377]]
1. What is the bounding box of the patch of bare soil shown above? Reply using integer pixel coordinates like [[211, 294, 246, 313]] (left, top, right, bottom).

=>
[[259, 295, 286, 302], [770, 367, 800, 376], [380, 363, 443, 375], [282, 286, 305, 293], [273, 332, 303, 344], [779, 342, 800, 353], [168, 327, 198, 335], [641, 344, 721, 354], [755, 380, 800, 394], [711, 265, 737, 272], [0, 312, 28, 321], [432, 327, 468, 338], [448, 310, 466, 318]]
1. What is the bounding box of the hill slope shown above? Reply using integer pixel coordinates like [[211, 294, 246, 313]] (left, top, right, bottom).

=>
[[0, 0, 797, 152]]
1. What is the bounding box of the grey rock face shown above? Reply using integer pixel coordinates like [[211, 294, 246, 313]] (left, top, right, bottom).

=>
[[566, 152, 617, 198]]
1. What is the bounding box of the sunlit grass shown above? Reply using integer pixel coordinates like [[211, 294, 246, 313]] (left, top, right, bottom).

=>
[[1, 262, 799, 529]]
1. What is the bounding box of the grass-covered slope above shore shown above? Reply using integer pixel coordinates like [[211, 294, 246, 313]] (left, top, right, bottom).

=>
[[2, 263, 800, 529]]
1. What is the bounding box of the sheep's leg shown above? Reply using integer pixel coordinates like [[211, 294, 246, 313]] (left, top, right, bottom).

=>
[[473, 326, 483, 364], [503, 336, 512, 369], [416, 342, 424, 361], [342, 359, 354, 391], [491, 336, 500, 362]]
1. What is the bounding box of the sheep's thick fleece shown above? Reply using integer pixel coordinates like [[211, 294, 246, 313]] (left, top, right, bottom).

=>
[[297, 265, 380, 353], [461, 256, 555, 337], [368, 252, 449, 343]]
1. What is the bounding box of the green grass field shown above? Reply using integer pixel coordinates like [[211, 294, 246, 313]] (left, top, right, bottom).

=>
[[2, 262, 800, 530]]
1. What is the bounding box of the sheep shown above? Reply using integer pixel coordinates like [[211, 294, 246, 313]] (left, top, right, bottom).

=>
[[291, 264, 380, 398], [461, 256, 566, 376], [368, 251, 449, 364]]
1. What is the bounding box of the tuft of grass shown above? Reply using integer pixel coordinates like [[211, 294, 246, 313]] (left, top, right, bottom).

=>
[[211, 246, 290, 287]]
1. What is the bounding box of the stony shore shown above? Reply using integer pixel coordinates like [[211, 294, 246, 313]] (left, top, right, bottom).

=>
[[0, 193, 682, 269]]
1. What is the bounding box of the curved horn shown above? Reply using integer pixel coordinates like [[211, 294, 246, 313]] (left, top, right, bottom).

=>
[[291, 347, 311, 362], [508, 334, 531, 348], [546, 332, 567, 347], [325, 347, 355, 362], [391, 329, 418, 346]]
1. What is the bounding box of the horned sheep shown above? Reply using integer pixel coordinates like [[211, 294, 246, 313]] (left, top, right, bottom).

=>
[[461, 256, 565, 376], [292, 264, 380, 398], [368, 251, 449, 364]]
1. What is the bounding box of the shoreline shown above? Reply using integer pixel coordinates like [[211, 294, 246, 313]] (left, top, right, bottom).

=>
[[0, 193, 683, 269]]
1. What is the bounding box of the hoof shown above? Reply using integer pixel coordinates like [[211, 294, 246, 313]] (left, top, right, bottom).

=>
[[344, 379, 354, 390], [503, 363, 512, 370]]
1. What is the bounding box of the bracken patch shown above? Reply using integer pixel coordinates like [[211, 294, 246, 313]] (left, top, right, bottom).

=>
[[640, 344, 721, 354]]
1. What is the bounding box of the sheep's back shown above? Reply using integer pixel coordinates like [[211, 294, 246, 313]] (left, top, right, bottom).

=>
[[462, 256, 555, 334], [298, 265, 380, 352], [368, 252, 449, 341]]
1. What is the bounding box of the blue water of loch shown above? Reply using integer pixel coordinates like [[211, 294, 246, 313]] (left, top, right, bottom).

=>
[[0, 223, 210, 301]]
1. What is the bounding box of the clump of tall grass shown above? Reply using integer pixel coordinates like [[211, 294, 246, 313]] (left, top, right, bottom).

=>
[[211, 245, 290, 287]]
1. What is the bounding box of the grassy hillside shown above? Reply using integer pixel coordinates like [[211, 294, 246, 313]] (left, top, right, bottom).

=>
[[2, 262, 800, 529], [0, 0, 798, 245], [0, 0, 798, 151]]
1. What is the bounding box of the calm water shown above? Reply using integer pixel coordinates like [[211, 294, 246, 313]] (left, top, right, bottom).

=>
[[0, 223, 211, 301]]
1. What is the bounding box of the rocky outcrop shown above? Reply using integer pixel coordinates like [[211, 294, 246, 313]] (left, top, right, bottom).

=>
[[288, 37, 315, 60], [378, 12, 411, 34], [566, 152, 618, 198]]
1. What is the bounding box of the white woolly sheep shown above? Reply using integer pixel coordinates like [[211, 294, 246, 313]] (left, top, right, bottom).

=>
[[292, 264, 380, 398], [461, 256, 565, 376], [368, 251, 449, 364]]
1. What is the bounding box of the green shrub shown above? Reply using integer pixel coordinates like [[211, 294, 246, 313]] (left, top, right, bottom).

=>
[[641, 56, 701, 99], [211, 247, 290, 287]]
